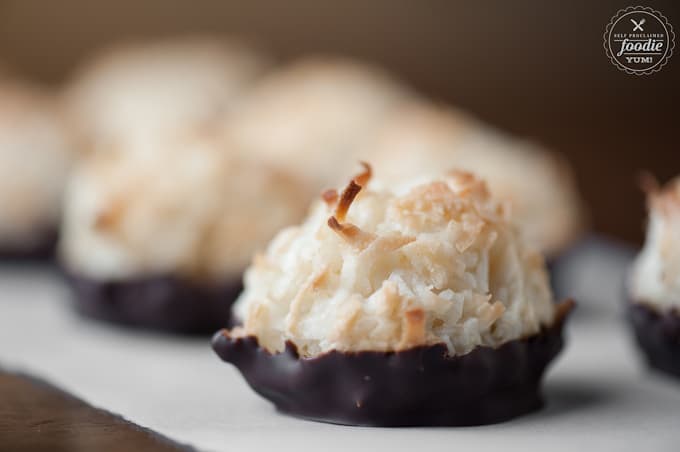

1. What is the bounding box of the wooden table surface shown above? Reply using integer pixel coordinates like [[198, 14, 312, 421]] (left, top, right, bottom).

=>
[[0, 370, 192, 452]]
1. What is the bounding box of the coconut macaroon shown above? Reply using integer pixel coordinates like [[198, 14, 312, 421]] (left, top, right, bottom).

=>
[[225, 57, 413, 191], [59, 132, 308, 334], [628, 176, 680, 378], [213, 164, 574, 426], [0, 80, 74, 258], [362, 103, 585, 258], [232, 166, 556, 355], [64, 36, 270, 150]]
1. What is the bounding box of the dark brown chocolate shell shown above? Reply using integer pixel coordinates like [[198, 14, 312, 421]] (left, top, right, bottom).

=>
[[212, 300, 574, 426], [628, 301, 680, 379], [0, 228, 57, 261], [66, 273, 242, 335]]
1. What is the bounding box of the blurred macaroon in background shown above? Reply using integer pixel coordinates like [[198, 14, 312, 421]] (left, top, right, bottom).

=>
[[0, 78, 75, 259]]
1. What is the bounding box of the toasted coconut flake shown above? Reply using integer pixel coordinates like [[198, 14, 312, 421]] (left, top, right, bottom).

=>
[[476, 301, 506, 329], [286, 270, 327, 335], [330, 162, 373, 220], [379, 281, 402, 317], [399, 308, 426, 348], [353, 161, 372, 186], [370, 234, 416, 253], [94, 198, 126, 231], [328, 216, 376, 249], [335, 180, 362, 222], [311, 267, 329, 289], [327, 216, 343, 232], [327, 165, 376, 248], [321, 189, 338, 206]]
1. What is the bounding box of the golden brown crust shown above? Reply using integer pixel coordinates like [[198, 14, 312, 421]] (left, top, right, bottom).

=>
[[335, 180, 362, 222], [353, 161, 372, 187], [93, 199, 125, 231], [399, 308, 426, 348], [327, 163, 377, 248], [645, 175, 680, 217], [321, 189, 339, 206], [327, 216, 376, 250]]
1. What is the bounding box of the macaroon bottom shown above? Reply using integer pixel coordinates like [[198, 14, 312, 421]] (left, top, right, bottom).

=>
[[0, 229, 57, 261], [212, 300, 574, 426], [629, 301, 680, 379], [66, 273, 242, 335]]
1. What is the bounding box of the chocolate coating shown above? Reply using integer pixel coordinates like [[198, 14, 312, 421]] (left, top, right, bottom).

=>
[[213, 300, 574, 426], [0, 229, 57, 261], [66, 273, 242, 335], [546, 257, 561, 300], [629, 302, 680, 379]]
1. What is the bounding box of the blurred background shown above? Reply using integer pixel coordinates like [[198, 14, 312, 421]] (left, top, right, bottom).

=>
[[0, 0, 677, 245]]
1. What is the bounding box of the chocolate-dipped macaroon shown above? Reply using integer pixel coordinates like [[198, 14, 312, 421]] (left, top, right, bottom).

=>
[[213, 164, 574, 426], [59, 133, 308, 334], [64, 36, 270, 151], [225, 57, 414, 192], [0, 80, 75, 259], [629, 176, 680, 378]]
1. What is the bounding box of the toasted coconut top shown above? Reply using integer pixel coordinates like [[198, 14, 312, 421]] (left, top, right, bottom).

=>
[[230, 165, 555, 357], [0, 81, 75, 245], [65, 36, 270, 150], [224, 57, 414, 191], [363, 102, 586, 256], [631, 176, 680, 308], [59, 132, 308, 281]]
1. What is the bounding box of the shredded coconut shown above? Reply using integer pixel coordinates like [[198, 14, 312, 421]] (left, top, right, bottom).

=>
[[59, 132, 308, 282], [232, 165, 556, 356]]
